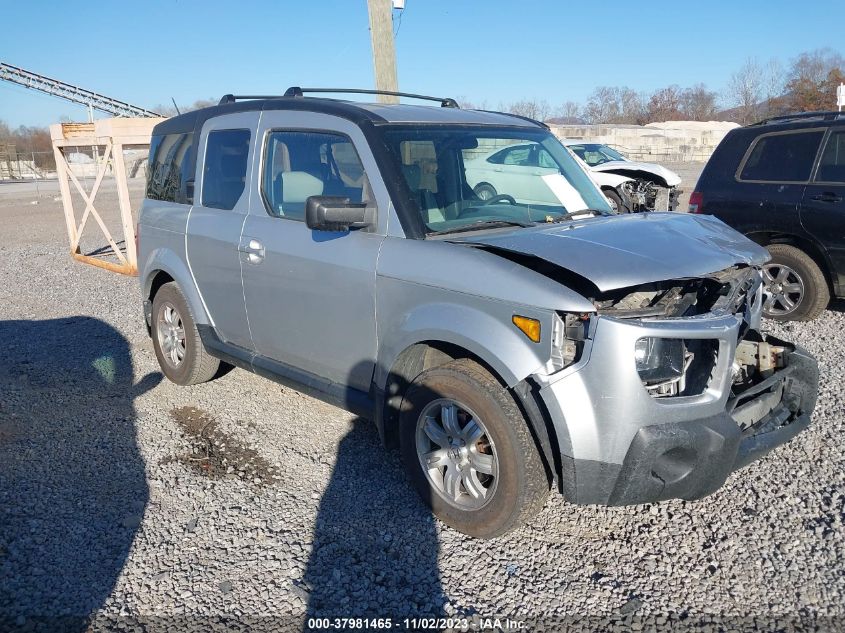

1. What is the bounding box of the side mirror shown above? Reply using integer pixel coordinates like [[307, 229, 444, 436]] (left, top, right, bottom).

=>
[[305, 196, 370, 231]]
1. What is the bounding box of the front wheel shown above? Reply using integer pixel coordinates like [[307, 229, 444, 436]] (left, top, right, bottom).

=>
[[399, 358, 550, 538], [473, 183, 497, 201], [603, 189, 628, 213]]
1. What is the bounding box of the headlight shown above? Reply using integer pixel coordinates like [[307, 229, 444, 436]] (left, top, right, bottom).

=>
[[634, 337, 686, 384]]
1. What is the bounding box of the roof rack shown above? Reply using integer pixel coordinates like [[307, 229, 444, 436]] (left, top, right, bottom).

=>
[[753, 111, 845, 125], [284, 87, 460, 108], [217, 88, 460, 108], [218, 94, 284, 105]]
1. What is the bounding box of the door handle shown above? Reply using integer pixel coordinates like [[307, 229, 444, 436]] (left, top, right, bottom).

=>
[[238, 238, 265, 264], [810, 192, 843, 203]]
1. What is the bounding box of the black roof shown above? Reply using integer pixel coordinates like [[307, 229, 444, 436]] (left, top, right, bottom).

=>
[[152, 96, 543, 137]]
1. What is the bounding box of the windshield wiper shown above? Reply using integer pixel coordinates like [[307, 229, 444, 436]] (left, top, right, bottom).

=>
[[549, 209, 606, 222], [427, 219, 534, 236]]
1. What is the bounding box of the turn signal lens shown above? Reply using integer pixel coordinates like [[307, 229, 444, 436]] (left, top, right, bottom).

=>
[[512, 315, 541, 343]]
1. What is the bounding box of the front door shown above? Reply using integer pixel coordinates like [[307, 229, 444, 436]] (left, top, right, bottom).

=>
[[186, 112, 258, 349], [802, 128, 845, 294], [240, 112, 387, 392]]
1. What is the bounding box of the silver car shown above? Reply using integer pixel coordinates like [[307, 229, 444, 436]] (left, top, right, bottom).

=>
[[138, 89, 819, 538]]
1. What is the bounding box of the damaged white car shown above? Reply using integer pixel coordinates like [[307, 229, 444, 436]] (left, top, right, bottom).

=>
[[561, 140, 682, 212]]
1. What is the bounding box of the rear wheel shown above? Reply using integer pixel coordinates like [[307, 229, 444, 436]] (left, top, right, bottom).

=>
[[151, 282, 220, 385], [762, 244, 829, 321], [399, 358, 550, 538]]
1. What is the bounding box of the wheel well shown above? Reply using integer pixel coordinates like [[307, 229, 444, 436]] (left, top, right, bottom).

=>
[[148, 270, 174, 301], [745, 232, 833, 291], [381, 341, 505, 448], [380, 341, 562, 490]]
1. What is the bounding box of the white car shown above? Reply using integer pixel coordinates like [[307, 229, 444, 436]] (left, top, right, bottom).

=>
[[560, 140, 682, 212], [463, 142, 594, 211]]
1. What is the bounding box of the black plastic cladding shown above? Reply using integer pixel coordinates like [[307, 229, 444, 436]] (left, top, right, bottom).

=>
[[151, 97, 547, 240]]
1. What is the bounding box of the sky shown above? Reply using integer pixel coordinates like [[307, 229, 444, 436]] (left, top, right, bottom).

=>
[[1, 0, 843, 127]]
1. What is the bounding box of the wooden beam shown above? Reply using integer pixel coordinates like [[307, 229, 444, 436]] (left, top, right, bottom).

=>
[[52, 145, 79, 249], [73, 143, 112, 250], [110, 142, 137, 269]]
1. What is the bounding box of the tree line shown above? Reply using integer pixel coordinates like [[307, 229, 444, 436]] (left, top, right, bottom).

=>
[[483, 47, 845, 126]]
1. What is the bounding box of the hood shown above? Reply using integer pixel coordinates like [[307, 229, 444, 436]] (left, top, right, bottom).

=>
[[590, 160, 682, 187], [451, 212, 769, 292]]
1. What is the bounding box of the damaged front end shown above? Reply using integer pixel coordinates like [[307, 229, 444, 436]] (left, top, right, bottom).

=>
[[535, 264, 819, 506], [619, 179, 681, 212]]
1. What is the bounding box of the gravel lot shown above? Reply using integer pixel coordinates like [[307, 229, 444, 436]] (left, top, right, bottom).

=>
[[1, 177, 844, 632]]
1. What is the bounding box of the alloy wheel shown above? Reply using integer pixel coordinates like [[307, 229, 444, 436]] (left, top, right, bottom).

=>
[[415, 398, 499, 510], [762, 263, 805, 317], [156, 301, 186, 368]]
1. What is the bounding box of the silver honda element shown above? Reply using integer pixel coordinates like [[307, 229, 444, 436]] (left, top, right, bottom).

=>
[[138, 88, 818, 538]]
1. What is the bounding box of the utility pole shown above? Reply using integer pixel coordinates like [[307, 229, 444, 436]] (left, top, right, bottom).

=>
[[367, 0, 399, 103]]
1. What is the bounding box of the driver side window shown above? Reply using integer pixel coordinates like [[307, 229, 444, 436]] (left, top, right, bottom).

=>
[[261, 130, 370, 221]]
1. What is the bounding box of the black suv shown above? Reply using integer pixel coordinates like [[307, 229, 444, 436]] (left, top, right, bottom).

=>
[[690, 112, 845, 321]]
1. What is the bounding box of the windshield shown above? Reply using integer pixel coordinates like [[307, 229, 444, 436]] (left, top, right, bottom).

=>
[[567, 143, 627, 166], [381, 126, 612, 235]]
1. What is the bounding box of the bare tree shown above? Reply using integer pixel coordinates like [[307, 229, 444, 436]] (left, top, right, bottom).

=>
[[646, 85, 685, 122], [553, 101, 584, 123], [725, 58, 765, 124], [761, 58, 786, 116], [680, 83, 718, 121], [584, 86, 644, 124], [507, 99, 552, 122]]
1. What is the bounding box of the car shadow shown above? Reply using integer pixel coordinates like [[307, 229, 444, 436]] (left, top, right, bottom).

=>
[[828, 298, 845, 314], [0, 317, 160, 631], [302, 411, 447, 623]]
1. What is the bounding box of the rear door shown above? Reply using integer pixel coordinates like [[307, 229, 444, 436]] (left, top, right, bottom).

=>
[[802, 127, 845, 294], [186, 113, 258, 349], [240, 112, 388, 392], [728, 128, 826, 235]]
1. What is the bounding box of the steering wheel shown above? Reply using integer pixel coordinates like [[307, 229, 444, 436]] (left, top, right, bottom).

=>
[[480, 193, 517, 206]]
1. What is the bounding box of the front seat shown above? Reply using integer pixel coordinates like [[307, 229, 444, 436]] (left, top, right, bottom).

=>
[[275, 171, 324, 220], [402, 163, 444, 225]]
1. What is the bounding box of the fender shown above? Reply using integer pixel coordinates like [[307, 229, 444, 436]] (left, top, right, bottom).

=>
[[376, 301, 550, 392], [140, 247, 211, 326]]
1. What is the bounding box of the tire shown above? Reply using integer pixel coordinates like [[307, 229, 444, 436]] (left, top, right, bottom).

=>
[[603, 189, 629, 213], [762, 244, 829, 321], [399, 358, 550, 538], [473, 183, 497, 201], [151, 282, 220, 385]]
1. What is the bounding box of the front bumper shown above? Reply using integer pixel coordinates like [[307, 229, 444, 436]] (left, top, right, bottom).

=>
[[535, 313, 819, 506]]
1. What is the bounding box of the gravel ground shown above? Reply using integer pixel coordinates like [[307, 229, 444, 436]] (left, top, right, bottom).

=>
[[1, 180, 844, 632]]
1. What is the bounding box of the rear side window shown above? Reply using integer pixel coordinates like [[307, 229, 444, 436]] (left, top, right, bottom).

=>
[[146, 133, 193, 203], [261, 131, 369, 221], [738, 130, 824, 183], [815, 130, 845, 183], [201, 129, 251, 210]]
